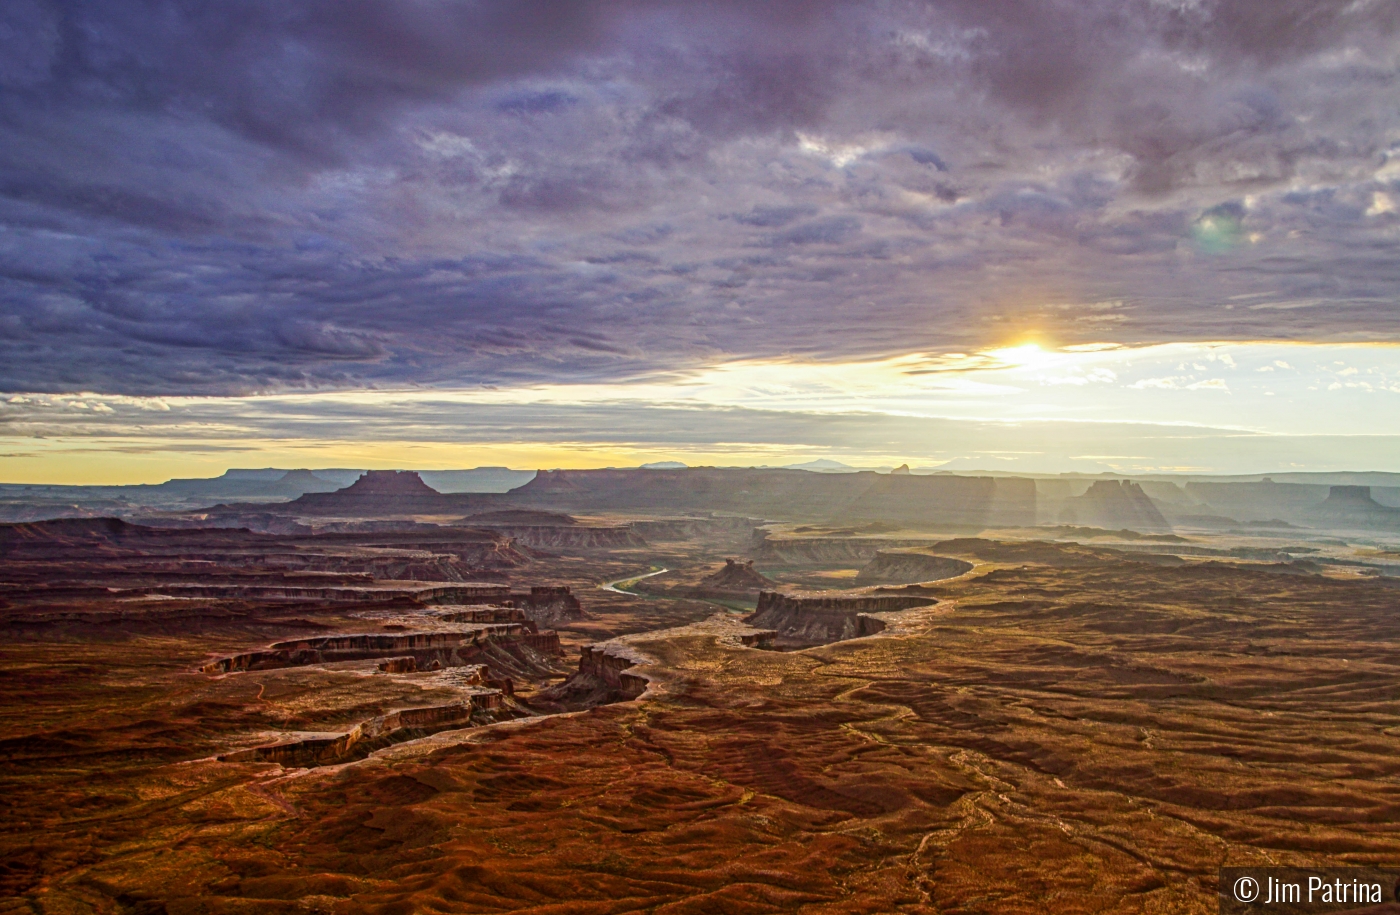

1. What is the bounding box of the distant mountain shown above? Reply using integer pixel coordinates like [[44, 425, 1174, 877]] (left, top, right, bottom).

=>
[[640, 461, 689, 470], [782, 459, 860, 473]]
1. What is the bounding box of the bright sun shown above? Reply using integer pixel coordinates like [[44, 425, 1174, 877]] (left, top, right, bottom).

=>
[[985, 343, 1052, 368]]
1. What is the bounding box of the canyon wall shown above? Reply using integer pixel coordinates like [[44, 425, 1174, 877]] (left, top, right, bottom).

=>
[[577, 645, 650, 700], [753, 535, 936, 565], [520, 586, 584, 624], [220, 692, 516, 768], [744, 590, 937, 647], [204, 624, 564, 675], [855, 551, 974, 585]]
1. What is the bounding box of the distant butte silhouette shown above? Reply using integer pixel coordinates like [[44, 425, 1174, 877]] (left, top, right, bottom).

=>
[[339, 470, 441, 496], [276, 469, 459, 515]]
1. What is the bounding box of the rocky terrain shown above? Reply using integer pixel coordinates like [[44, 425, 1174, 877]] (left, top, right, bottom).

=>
[[744, 587, 939, 647], [636, 557, 774, 603], [855, 549, 975, 585], [6, 477, 1400, 912]]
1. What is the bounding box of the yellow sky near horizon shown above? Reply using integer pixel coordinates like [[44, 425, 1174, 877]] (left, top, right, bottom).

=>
[[5, 340, 1400, 485]]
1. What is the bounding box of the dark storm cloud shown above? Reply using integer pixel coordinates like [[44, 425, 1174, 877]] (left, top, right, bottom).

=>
[[1, 0, 1399, 395]]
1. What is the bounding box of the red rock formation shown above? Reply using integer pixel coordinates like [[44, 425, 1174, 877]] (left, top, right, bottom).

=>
[[539, 643, 650, 708], [577, 645, 649, 699], [701, 559, 770, 591], [219, 692, 520, 768], [520, 585, 584, 624], [203, 625, 565, 677], [744, 590, 936, 647], [435, 605, 534, 625], [648, 558, 774, 601], [523, 631, 564, 655], [855, 551, 974, 585]]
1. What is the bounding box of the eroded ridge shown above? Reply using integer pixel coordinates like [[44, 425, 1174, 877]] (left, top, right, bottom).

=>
[[540, 642, 654, 708], [202, 625, 561, 674], [743, 587, 940, 648], [219, 673, 523, 768], [855, 550, 974, 585]]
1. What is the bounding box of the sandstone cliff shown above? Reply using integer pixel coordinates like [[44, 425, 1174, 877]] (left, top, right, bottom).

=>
[[204, 624, 566, 680], [854, 551, 974, 585], [753, 534, 937, 565], [219, 691, 523, 768], [743, 590, 938, 648], [538, 642, 651, 709]]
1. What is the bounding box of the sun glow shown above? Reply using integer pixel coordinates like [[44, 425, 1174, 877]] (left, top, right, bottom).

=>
[[4, 341, 1400, 482], [985, 343, 1056, 369]]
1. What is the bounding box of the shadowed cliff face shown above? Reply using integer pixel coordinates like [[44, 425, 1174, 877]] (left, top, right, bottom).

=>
[[202, 625, 563, 676], [535, 642, 652, 710], [744, 589, 938, 648], [855, 551, 974, 586], [1058, 480, 1171, 532], [1306, 486, 1400, 530], [219, 695, 521, 768]]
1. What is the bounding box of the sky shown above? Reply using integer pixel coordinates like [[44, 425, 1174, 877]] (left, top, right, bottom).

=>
[[2, 1, 1399, 483]]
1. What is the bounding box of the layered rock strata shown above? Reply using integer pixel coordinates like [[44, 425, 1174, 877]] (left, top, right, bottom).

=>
[[744, 590, 937, 647], [576, 644, 650, 699], [219, 690, 519, 768], [753, 535, 936, 565], [855, 551, 974, 585], [539, 643, 651, 708], [203, 624, 564, 676]]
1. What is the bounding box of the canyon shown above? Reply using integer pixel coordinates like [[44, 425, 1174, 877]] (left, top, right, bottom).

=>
[[4, 467, 1400, 913]]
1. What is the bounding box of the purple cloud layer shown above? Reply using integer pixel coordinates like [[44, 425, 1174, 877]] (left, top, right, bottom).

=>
[[2, 0, 1398, 394]]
